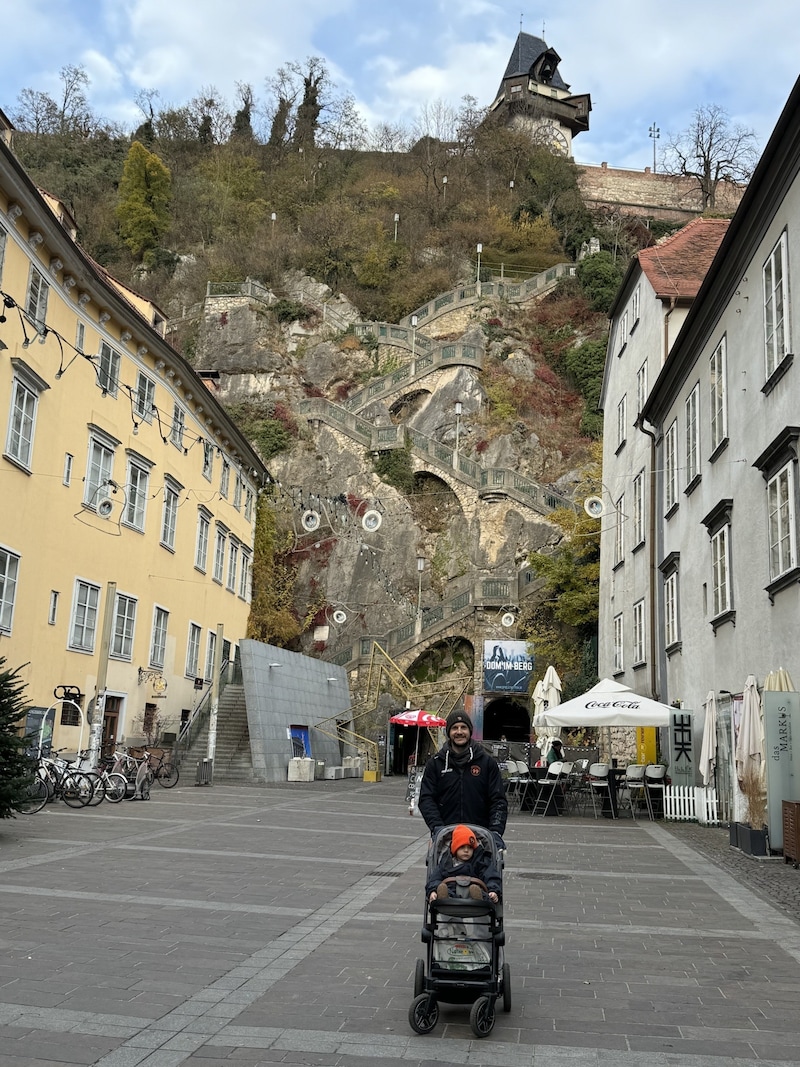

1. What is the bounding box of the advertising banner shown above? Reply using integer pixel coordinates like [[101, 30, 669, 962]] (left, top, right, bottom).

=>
[[668, 710, 694, 788], [763, 691, 800, 851], [482, 641, 534, 694]]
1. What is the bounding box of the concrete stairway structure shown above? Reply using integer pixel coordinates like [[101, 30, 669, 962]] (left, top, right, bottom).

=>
[[181, 684, 258, 784]]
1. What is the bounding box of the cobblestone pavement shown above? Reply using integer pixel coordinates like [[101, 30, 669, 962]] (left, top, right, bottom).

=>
[[2, 775, 800, 1067]]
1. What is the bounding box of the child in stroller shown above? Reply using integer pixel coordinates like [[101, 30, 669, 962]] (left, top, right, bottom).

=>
[[426, 824, 501, 904], [409, 823, 510, 1038]]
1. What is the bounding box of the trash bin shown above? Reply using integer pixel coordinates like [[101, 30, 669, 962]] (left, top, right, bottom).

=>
[[315, 760, 325, 780]]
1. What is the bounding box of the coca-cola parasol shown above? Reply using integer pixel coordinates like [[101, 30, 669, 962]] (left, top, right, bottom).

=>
[[389, 709, 447, 766]]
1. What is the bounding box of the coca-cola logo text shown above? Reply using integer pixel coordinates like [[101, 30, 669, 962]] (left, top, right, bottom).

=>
[[585, 700, 641, 710]]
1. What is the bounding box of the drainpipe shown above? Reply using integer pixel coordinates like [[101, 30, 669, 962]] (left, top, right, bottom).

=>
[[662, 297, 677, 367], [635, 416, 659, 702]]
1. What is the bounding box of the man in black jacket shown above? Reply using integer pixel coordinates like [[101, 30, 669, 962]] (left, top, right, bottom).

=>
[[418, 710, 507, 846]]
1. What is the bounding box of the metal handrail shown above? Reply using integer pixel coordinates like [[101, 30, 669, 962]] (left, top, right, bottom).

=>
[[176, 659, 235, 755]]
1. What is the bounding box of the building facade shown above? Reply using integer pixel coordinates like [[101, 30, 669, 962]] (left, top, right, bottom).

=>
[[0, 133, 268, 755], [598, 219, 729, 696]]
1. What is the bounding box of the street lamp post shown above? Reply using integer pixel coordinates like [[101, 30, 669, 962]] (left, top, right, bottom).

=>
[[649, 123, 660, 173], [410, 314, 418, 361], [271, 211, 276, 236], [442, 175, 447, 205], [415, 555, 425, 634], [454, 401, 462, 466], [393, 212, 399, 242], [476, 243, 483, 295]]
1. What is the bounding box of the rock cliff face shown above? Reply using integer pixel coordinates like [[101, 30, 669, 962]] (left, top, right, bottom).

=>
[[193, 273, 586, 690]]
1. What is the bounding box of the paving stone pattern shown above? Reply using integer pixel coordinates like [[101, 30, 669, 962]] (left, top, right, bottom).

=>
[[1, 777, 800, 1067]]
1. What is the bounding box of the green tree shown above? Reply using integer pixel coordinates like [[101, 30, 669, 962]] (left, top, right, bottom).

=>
[[576, 250, 624, 313], [564, 338, 607, 438], [0, 658, 34, 820], [116, 141, 172, 261], [247, 497, 302, 644]]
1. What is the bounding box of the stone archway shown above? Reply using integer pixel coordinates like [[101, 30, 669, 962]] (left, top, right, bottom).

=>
[[484, 695, 530, 743]]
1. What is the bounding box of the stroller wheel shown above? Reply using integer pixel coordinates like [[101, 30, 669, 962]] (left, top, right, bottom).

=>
[[469, 995, 496, 1038], [413, 959, 425, 997], [502, 962, 512, 1013], [409, 993, 439, 1034]]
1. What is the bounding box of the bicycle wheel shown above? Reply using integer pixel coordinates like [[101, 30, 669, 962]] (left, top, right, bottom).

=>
[[155, 762, 179, 788], [83, 772, 106, 806], [62, 771, 95, 808], [104, 772, 128, 803], [18, 777, 48, 814]]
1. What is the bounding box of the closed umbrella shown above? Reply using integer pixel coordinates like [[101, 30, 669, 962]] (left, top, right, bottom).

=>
[[541, 664, 564, 746], [389, 709, 447, 766], [764, 667, 796, 692], [735, 675, 763, 786], [698, 691, 717, 787]]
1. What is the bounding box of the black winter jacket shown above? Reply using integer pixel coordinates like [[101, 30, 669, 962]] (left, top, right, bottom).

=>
[[418, 743, 507, 837]]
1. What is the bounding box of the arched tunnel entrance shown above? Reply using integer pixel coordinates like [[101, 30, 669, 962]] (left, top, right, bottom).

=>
[[483, 695, 530, 743]]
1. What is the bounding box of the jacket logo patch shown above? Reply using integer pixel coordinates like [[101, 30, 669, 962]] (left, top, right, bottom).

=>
[[471, 766, 481, 776]]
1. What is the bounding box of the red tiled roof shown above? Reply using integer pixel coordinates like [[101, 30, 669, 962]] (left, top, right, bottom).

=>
[[638, 217, 730, 301]]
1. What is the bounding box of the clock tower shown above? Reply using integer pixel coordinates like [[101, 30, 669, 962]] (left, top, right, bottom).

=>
[[487, 32, 591, 157]]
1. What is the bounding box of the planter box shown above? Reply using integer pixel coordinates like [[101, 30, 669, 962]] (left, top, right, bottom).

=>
[[729, 822, 739, 849], [731, 822, 769, 856]]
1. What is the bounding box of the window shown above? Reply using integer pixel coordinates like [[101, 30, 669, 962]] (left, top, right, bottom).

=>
[[111, 594, 137, 660], [685, 384, 700, 487], [150, 606, 169, 669], [632, 599, 645, 665], [632, 284, 640, 325], [5, 359, 49, 470], [632, 471, 645, 546], [63, 453, 73, 486], [613, 613, 624, 673], [636, 361, 647, 415], [710, 337, 727, 455], [170, 403, 185, 449], [234, 473, 243, 511], [764, 231, 791, 378], [98, 341, 120, 396], [702, 500, 734, 627], [186, 623, 201, 677], [26, 265, 49, 330], [213, 526, 227, 583], [244, 487, 254, 522], [0, 547, 20, 633], [204, 630, 217, 681], [616, 395, 627, 450], [614, 494, 624, 565], [48, 590, 59, 626], [195, 509, 211, 571], [161, 478, 180, 550], [134, 372, 155, 423], [239, 551, 251, 600], [202, 440, 214, 481], [664, 572, 679, 648], [227, 540, 239, 592], [84, 428, 118, 508], [618, 310, 628, 353], [664, 420, 678, 513], [220, 459, 230, 499], [711, 527, 731, 617], [767, 464, 796, 580], [124, 456, 150, 531], [70, 580, 100, 651]]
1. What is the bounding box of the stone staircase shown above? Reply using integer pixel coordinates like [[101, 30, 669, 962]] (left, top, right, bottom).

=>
[[181, 684, 258, 784]]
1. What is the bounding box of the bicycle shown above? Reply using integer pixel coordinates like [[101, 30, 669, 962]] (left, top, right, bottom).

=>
[[146, 747, 179, 788], [76, 754, 128, 805], [111, 748, 153, 800], [17, 775, 49, 814], [36, 752, 95, 808]]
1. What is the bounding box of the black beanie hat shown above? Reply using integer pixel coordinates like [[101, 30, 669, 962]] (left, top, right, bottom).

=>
[[445, 710, 473, 738]]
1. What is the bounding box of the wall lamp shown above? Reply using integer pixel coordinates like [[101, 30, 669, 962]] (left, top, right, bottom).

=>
[[326, 677, 338, 683], [268, 662, 282, 668]]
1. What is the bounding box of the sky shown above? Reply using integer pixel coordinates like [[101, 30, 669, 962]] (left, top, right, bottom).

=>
[[3, 0, 799, 170]]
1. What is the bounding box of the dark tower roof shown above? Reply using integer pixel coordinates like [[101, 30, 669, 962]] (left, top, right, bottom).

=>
[[495, 32, 570, 98]]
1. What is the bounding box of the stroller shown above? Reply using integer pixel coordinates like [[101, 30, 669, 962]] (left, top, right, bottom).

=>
[[409, 824, 511, 1038]]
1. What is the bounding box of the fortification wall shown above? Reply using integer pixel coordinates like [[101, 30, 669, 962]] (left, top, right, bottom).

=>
[[577, 163, 745, 222]]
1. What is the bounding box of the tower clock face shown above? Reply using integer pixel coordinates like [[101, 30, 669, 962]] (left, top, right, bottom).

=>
[[533, 123, 569, 156]]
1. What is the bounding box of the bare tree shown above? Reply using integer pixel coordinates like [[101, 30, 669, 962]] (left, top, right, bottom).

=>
[[663, 103, 759, 209]]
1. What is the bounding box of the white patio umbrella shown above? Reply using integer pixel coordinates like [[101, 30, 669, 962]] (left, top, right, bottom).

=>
[[533, 678, 674, 728], [532, 679, 546, 723], [764, 667, 796, 692], [541, 664, 563, 743], [698, 690, 717, 787], [735, 675, 763, 786]]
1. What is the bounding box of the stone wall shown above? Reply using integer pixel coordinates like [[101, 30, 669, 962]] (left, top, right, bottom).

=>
[[578, 163, 745, 222]]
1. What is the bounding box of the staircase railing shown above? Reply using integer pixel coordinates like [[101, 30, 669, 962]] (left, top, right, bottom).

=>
[[176, 659, 236, 758]]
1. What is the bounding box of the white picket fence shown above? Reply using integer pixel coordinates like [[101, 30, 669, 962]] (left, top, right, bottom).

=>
[[664, 785, 720, 825]]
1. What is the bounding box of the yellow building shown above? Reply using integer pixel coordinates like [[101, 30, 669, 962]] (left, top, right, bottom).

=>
[[0, 132, 267, 756]]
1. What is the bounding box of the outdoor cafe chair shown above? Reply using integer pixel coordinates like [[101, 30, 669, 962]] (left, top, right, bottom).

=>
[[588, 762, 617, 820], [506, 760, 532, 812], [621, 764, 648, 820], [644, 764, 667, 819], [565, 759, 590, 814], [531, 760, 571, 817]]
